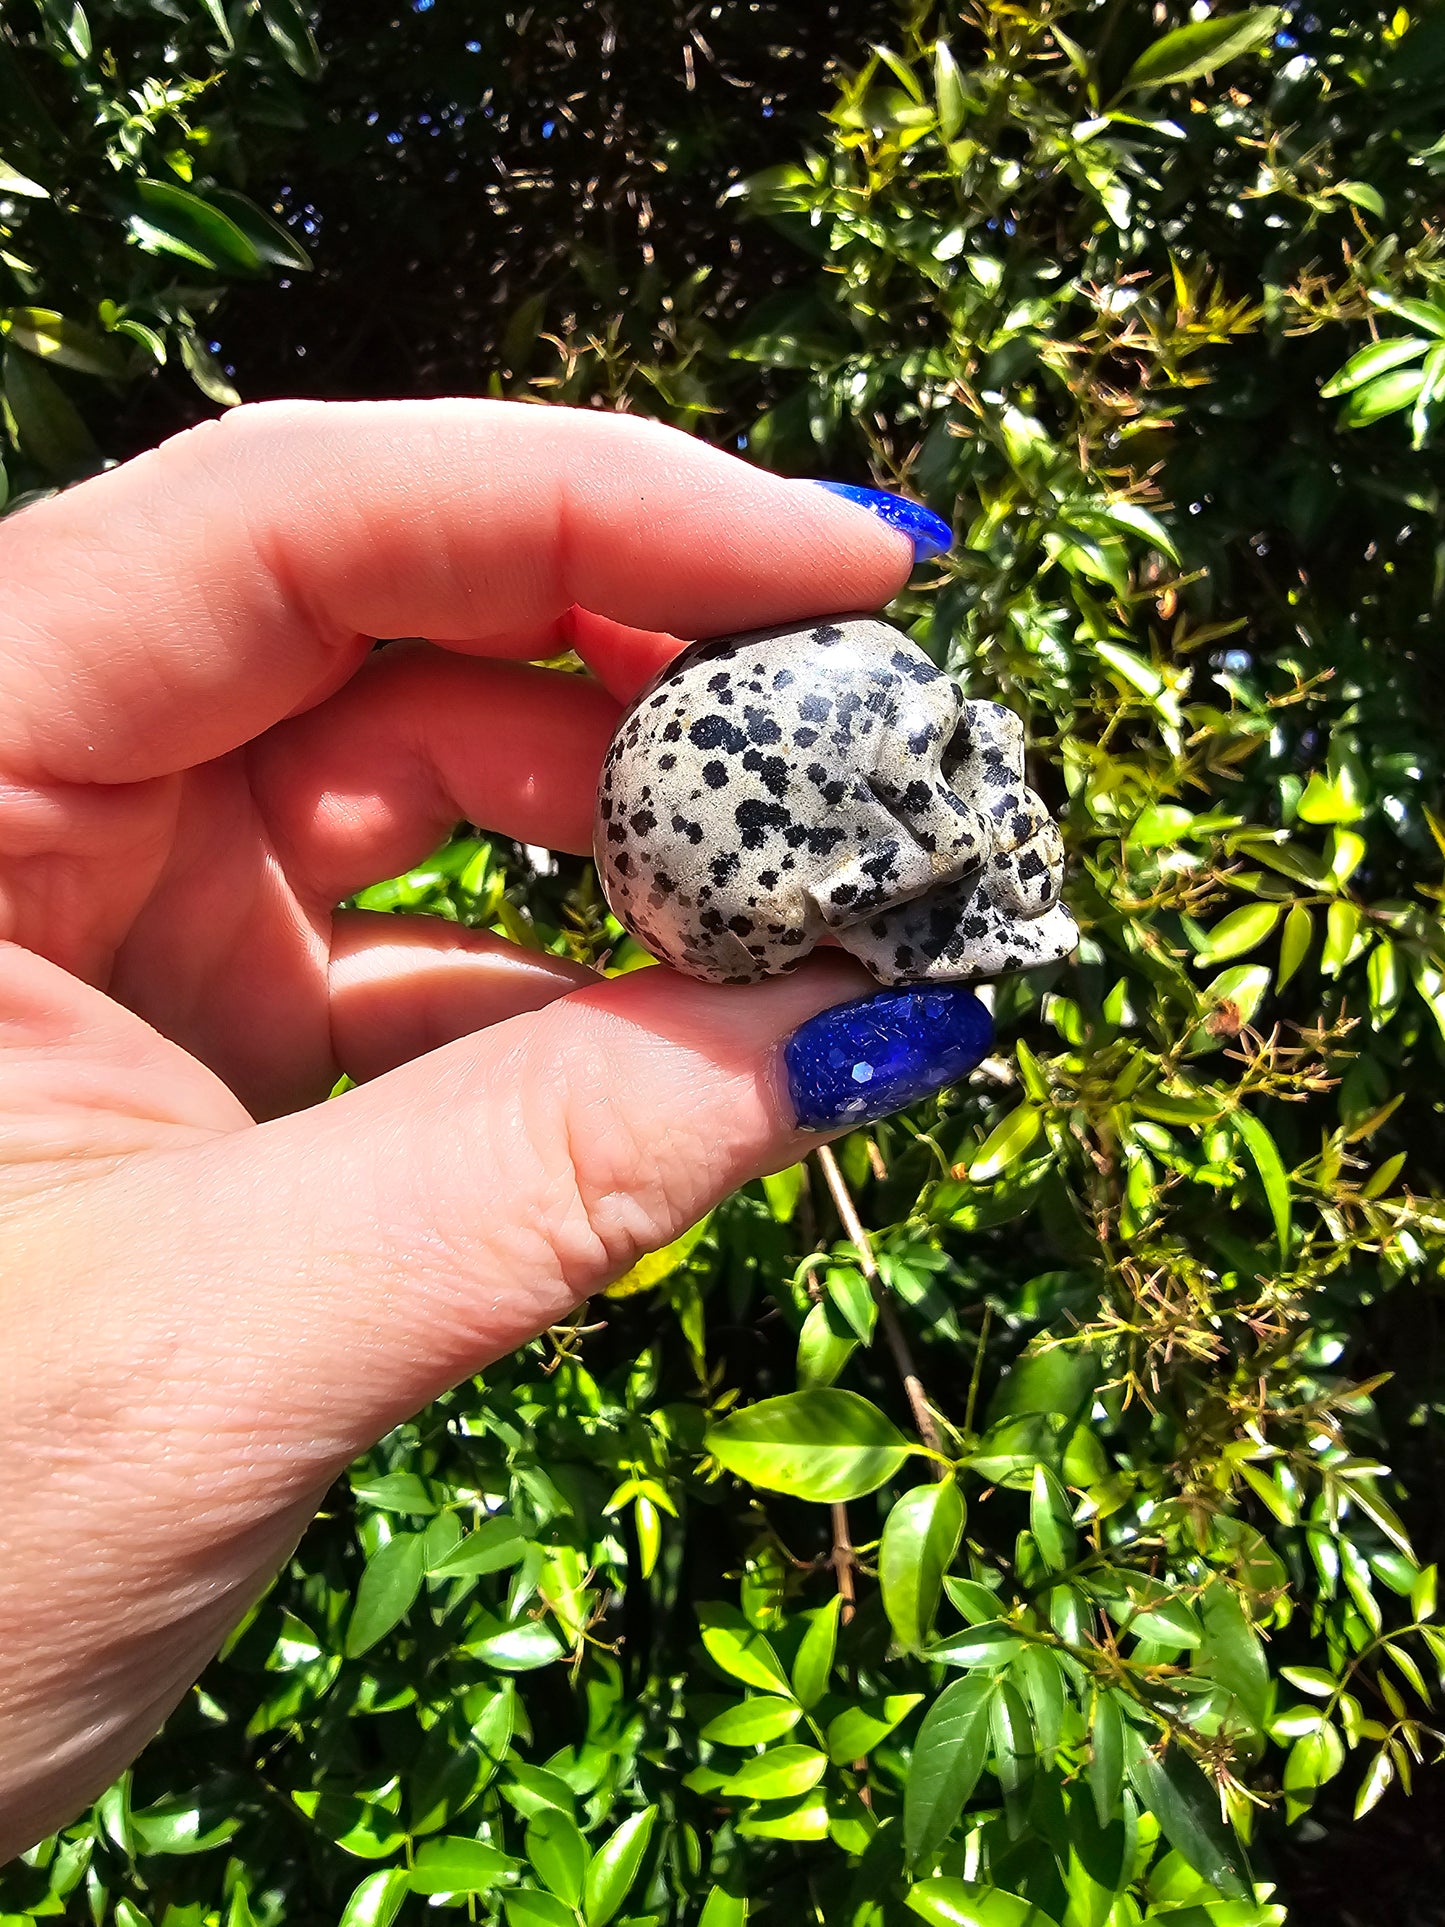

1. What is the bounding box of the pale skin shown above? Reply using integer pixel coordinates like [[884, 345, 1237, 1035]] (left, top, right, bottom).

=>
[[0, 399, 914, 1861]]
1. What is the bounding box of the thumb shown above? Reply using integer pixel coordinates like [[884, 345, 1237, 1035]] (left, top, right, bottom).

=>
[[58, 956, 992, 1487]]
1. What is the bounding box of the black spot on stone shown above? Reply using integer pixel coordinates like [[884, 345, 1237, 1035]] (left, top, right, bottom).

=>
[[658, 753, 676, 771], [773, 669, 795, 689], [710, 852, 740, 888], [614, 851, 632, 875], [900, 780, 933, 814], [758, 868, 779, 891], [671, 813, 704, 844], [728, 915, 754, 936], [794, 727, 819, 748], [735, 799, 790, 849], [703, 760, 729, 789], [742, 748, 789, 799], [690, 714, 749, 755], [700, 908, 726, 933], [831, 882, 858, 906], [815, 623, 843, 645], [744, 705, 783, 746], [907, 727, 936, 754], [629, 809, 657, 836], [890, 647, 936, 685], [662, 720, 682, 743], [707, 672, 730, 692], [799, 692, 831, 723], [1018, 850, 1047, 881], [654, 873, 677, 896]]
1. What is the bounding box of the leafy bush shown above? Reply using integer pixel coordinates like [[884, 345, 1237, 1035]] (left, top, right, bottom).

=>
[[6, 2, 1445, 1924]]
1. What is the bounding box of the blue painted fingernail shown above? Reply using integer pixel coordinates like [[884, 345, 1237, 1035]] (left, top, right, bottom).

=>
[[783, 986, 992, 1132], [805, 480, 954, 562]]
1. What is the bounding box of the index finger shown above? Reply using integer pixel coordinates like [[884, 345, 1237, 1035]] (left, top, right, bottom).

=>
[[0, 399, 916, 785]]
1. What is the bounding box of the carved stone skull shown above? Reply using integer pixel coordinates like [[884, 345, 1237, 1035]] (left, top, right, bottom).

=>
[[594, 614, 1077, 987]]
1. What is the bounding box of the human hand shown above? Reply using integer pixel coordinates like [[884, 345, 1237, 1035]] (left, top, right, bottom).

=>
[[0, 400, 985, 1856]]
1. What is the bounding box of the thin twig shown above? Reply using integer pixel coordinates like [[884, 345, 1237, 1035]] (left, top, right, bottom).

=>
[[830, 1501, 857, 1622], [814, 1142, 946, 1469]]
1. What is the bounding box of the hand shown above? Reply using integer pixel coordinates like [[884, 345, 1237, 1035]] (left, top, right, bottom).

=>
[[0, 400, 923, 1858]]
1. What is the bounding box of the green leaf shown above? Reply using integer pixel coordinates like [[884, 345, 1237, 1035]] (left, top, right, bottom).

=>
[[796, 1297, 858, 1389], [1413, 340, 1445, 447], [1095, 640, 1163, 699], [351, 1470, 438, 1514], [824, 1263, 877, 1343], [1283, 1720, 1345, 1820], [1370, 291, 1445, 338], [1133, 804, 1196, 847], [1321, 335, 1427, 398], [345, 1530, 426, 1656], [696, 1604, 794, 1695], [128, 178, 265, 273], [1194, 902, 1281, 965], [1199, 1582, 1269, 1733], [934, 39, 969, 141], [430, 1514, 530, 1577], [410, 1837, 520, 1897], [505, 1893, 578, 1927], [792, 1593, 843, 1709], [1355, 1747, 1394, 1818], [1338, 364, 1426, 427], [906, 1878, 1063, 1927], [904, 1675, 995, 1864], [584, 1807, 656, 1927], [717, 1744, 828, 1801], [881, 1480, 966, 1652], [339, 1870, 409, 1927], [1124, 1734, 1248, 1899], [1121, 8, 1279, 91], [261, 0, 323, 77], [5, 345, 96, 476], [465, 1616, 567, 1671], [291, 1792, 408, 1860], [1336, 180, 1385, 217], [1277, 901, 1313, 990], [969, 1103, 1042, 1180], [1232, 1109, 1291, 1259], [1028, 1465, 1076, 1575], [178, 327, 242, 407], [1014, 1646, 1067, 1756], [1088, 1692, 1125, 1827], [206, 186, 314, 272], [129, 1795, 241, 1856], [701, 1696, 802, 1745], [826, 1693, 924, 1764], [1321, 899, 1362, 976], [525, 1807, 589, 1908], [698, 1892, 747, 1927], [762, 1162, 807, 1221], [736, 1789, 830, 1840], [706, 1390, 913, 1503], [2, 307, 128, 377]]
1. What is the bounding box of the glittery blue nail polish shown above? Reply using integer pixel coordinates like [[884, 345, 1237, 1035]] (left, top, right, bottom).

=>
[[783, 986, 992, 1132], [806, 481, 954, 562]]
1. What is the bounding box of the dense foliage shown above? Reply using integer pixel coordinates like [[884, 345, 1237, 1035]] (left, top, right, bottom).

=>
[[5, 1, 1445, 1923]]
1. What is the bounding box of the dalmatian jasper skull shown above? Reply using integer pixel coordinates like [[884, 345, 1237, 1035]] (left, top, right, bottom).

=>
[[594, 614, 1077, 987]]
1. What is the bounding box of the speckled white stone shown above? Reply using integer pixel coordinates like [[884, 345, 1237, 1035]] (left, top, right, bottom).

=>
[[594, 614, 1077, 986]]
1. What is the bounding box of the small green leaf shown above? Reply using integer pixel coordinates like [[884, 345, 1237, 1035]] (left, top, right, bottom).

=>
[[701, 1697, 801, 1745], [1194, 902, 1281, 965], [717, 1744, 828, 1801], [584, 1807, 657, 1927], [430, 1514, 529, 1577], [706, 1390, 913, 1503], [1277, 901, 1313, 990], [410, 1838, 520, 1897], [796, 1297, 858, 1389], [1338, 364, 1426, 427], [762, 1162, 807, 1222], [880, 1480, 966, 1652], [904, 1675, 995, 1864], [1355, 1747, 1394, 1818], [1232, 1109, 1292, 1259], [906, 1877, 1063, 1927], [934, 39, 969, 140], [1321, 899, 1362, 976], [505, 1893, 578, 1927], [969, 1103, 1042, 1181], [826, 1693, 924, 1764], [735, 1789, 829, 1840], [1121, 7, 1279, 91], [1124, 1733, 1248, 1899], [824, 1263, 877, 1343], [1321, 334, 1428, 398], [792, 1594, 843, 1709], [698, 1891, 747, 1927], [697, 1604, 794, 1695], [1088, 1692, 1125, 1827], [346, 1531, 426, 1657], [1283, 1720, 1345, 1820], [1199, 1582, 1269, 1733], [525, 1807, 589, 1908], [1028, 1465, 1076, 1575], [339, 1869, 409, 1927]]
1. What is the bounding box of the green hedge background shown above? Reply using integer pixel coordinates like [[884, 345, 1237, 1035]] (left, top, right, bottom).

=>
[[4, 2, 1445, 1923]]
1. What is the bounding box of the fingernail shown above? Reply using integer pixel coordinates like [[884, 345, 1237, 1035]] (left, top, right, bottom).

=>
[[783, 986, 992, 1132], [805, 480, 954, 562]]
